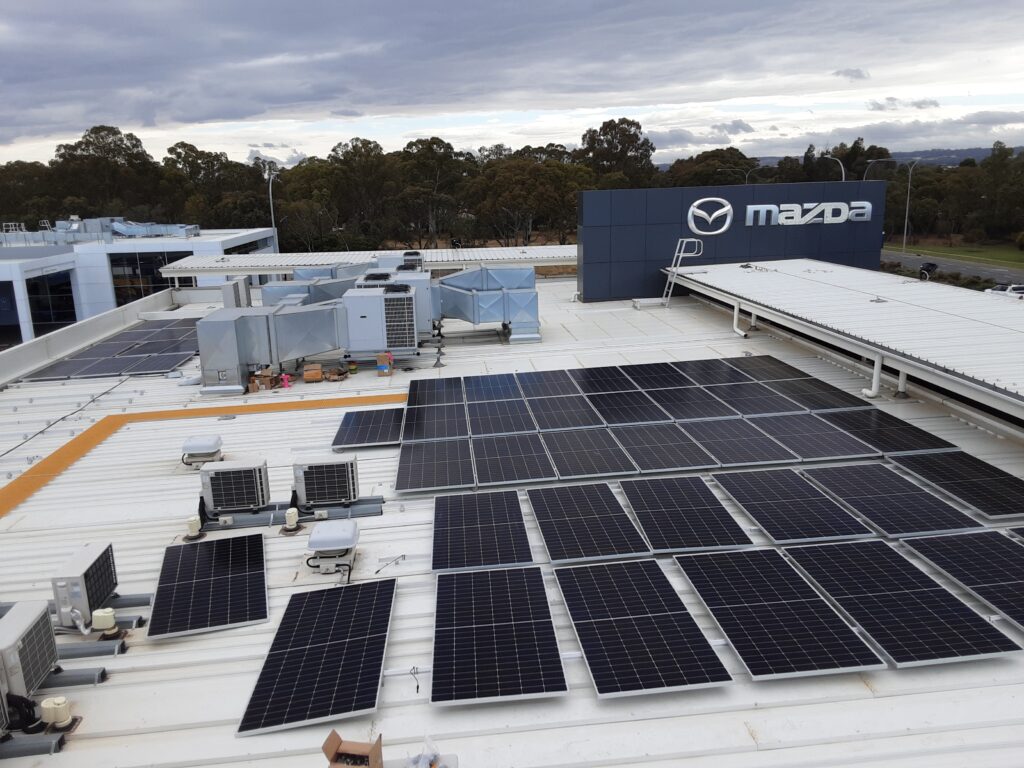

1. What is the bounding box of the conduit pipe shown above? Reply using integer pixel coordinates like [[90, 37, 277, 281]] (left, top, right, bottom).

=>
[[895, 369, 910, 399], [732, 302, 748, 338], [862, 353, 883, 398]]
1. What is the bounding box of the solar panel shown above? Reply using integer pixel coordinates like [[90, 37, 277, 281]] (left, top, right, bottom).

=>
[[170, 317, 199, 329], [763, 377, 871, 411], [157, 338, 200, 355], [238, 579, 396, 734], [103, 329, 156, 344], [804, 464, 981, 536], [432, 491, 533, 571], [407, 377, 465, 406], [672, 358, 754, 385], [148, 534, 268, 638], [585, 390, 672, 425], [724, 355, 810, 381], [619, 362, 695, 390], [555, 560, 731, 697], [143, 328, 191, 342], [567, 365, 638, 394], [902, 532, 1024, 630], [124, 352, 195, 375], [515, 369, 581, 398], [817, 409, 955, 455], [610, 424, 717, 473], [67, 341, 140, 359], [891, 452, 1024, 519], [138, 319, 179, 330], [680, 419, 798, 466], [471, 433, 558, 486], [713, 469, 873, 542], [332, 408, 405, 448], [432, 567, 567, 704], [540, 428, 638, 479], [787, 540, 1021, 666], [646, 386, 739, 421], [527, 483, 651, 563], [463, 373, 523, 402], [395, 439, 475, 492], [620, 477, 752, 552], [702, 382, 805, 416], [126, 340, 176, 355], [22, 357, 97, 381], [75, 356, 146, 377], [402, 404, 469, 441], [747, 413, 879, 460], [466, 398, 537, 436], [526, 395, 604, 430], [675, 549, 885, 679]]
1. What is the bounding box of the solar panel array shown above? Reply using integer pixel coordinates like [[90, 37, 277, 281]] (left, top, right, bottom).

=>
[[432, 491, 533, 571], [555, 560, 731, 696], [902, 532, 1024, 630], [332, 408, 405, 449], [431, 567, 567, 704], [891, 452, 1024, 519], [818, 409, 956, 455], [748, 414, 879, 461], [681, 419, 798, 466], [676, 549, 885, 679], [149, 534, 268, 638], [621, 477, 752, 552], [610, 424, 716, 473], [238, 579, 396, 734], [527, 484, 650, 563], [24, 318, 198, 381], [787, 540, 1021, 666]]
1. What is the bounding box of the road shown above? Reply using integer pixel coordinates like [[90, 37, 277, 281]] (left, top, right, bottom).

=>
[[882, 249, 1024, 284]]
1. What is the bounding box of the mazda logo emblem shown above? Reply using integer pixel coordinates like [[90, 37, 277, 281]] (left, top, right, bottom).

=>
[[687, 197, 733, 235]]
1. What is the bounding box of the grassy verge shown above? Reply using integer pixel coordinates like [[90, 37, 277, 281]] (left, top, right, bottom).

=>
[[890, 241, 1024, 268], [881, 260, 997, 291]]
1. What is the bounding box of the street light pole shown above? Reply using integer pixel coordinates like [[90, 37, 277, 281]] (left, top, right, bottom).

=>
[[822, 154, 846, 182], [902, 159, 921, 253], [716, 166, 766, 183], [268, 171, 280, 251], [863, 158, 897, 180]]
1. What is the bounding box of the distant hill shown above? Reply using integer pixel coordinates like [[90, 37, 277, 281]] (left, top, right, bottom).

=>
[[747, 147, 1022, 168]]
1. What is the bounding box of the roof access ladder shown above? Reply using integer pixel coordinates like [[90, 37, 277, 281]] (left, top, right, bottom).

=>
[[661, 238, 703, 306]]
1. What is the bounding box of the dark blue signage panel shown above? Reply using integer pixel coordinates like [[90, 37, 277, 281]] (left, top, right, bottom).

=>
[[577, 180, 886, 301]]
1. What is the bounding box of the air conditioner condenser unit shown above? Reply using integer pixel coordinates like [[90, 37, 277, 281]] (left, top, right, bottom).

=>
[[52, 542, 118, 630], [293, 455, 359, 507], [200, 459, 271, 515], [0, 601, 59, 697]]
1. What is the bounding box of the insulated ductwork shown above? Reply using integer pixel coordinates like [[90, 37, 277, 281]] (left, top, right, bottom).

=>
[[438, 266, 540, 342]]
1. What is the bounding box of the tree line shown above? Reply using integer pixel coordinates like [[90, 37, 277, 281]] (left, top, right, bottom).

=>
[[0, 121, 1021, 252]]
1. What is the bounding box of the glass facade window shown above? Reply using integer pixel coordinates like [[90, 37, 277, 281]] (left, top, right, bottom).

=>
[[224, 237, 271, 255], [109, 250, 193, 306], [0, 280, 22, 349], [25, 270, 76, 338]]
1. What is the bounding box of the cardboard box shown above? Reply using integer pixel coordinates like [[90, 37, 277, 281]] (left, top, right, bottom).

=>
[[304, 363, 324, 383], [247, 377, 259, 394], [322, 730, 383, 768], [375, 353, 393, 378]]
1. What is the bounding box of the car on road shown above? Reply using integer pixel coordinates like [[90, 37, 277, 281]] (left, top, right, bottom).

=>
[[984, 284, 1024, 300]]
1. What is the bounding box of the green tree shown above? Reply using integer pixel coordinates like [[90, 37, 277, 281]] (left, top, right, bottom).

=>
[[575, 118, 656, 187]]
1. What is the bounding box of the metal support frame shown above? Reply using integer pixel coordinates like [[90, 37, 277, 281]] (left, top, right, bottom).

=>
[[895, 370, 910, 399], [41, 666, 107, 688], [200, 497, 385, 533], [0, 732, 66, 758], [862, 354, 883, 398], [732, 303, 748, 338], [57, 640, 124, 659]]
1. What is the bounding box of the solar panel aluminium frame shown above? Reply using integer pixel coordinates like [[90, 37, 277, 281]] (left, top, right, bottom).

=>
[[394, 439, 477, 493], [431, 490, 534, 572], [332, 407, 406, 449], [899, 531, 1024, 632], [674, 549, 887, 681], [552, 559, 732, 699], [236, 579, 397, 735]]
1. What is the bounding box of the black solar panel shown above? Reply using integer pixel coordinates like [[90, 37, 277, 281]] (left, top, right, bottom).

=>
[[127, 340, 176, 355], [238, 579, 396, 734], [463, 373, 523, 402], [540, 428, 638, 479], [149, 534, 268, 638], [401, 404, 469, 441], [138, 319, 179, 330], [681, 419, 798, 466], [586, 390, 672, 425], [103, 329, 156, 344], [432, 567, 567, 703], [526, 395, 604, 431], [395, 439, 475, 492], [724, 355, 810, 381], [432, 491, 533, 571], [67, 341, 139, 359], [619, 362, 695, 390], [787, 540, 1021, 665], [515, 369, 581, 398], [471, 433, 558, 485], [817, 409, 955, 455], [747, 413, 879, 460], [75, 356, 147, 377], [902, 532, 1024, 630], [555, 560, 731, 696], [675, 549, 884, 678], [804, 464, 981, 536], [332, 408, 405, 448], [22, 357, 96, 381], [567, 365, 639, 394], [646, 386, 739, 421], [123, 352, 195, 375], [143, 328, 190, 342], [621, 477, 752, 552], [466, 398, 537, 436], [891, 452, 1024, 519], [672, 358, 754, 385], [703, 382, 805, 416], [407, 377, 465, 406], [527, 483, 651, 563], [610, 424, 717, 473], [764, 377, 871, 411], [158, 338, 200, 355]]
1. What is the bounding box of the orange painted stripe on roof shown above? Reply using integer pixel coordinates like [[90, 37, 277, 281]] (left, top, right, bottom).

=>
[[0, 392, 406, 518]]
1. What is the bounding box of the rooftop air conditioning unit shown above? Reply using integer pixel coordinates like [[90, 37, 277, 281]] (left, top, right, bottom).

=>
[[383, 287, 417, 349], [52, 543, 118, 630], [200, 459, 271, 515], [294, 455, 359, 507], [0, 672, 9, 738], [0, 602, 59, 697], [402, 250, 424, 270], [361, 272, 393, 284]]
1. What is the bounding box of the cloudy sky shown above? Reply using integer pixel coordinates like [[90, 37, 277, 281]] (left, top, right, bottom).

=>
[[1, 0, 1022, 166]]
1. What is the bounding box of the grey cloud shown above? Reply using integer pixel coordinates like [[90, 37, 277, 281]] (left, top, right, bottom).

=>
[[646, 128, 730, 148], [833, 68, 869, 80], [710, 119, 754, 134], [246, 148, 308, 167], [331, 109, 364, 117], [868, 97, 940, 111], [910, 99, 940, 109]]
